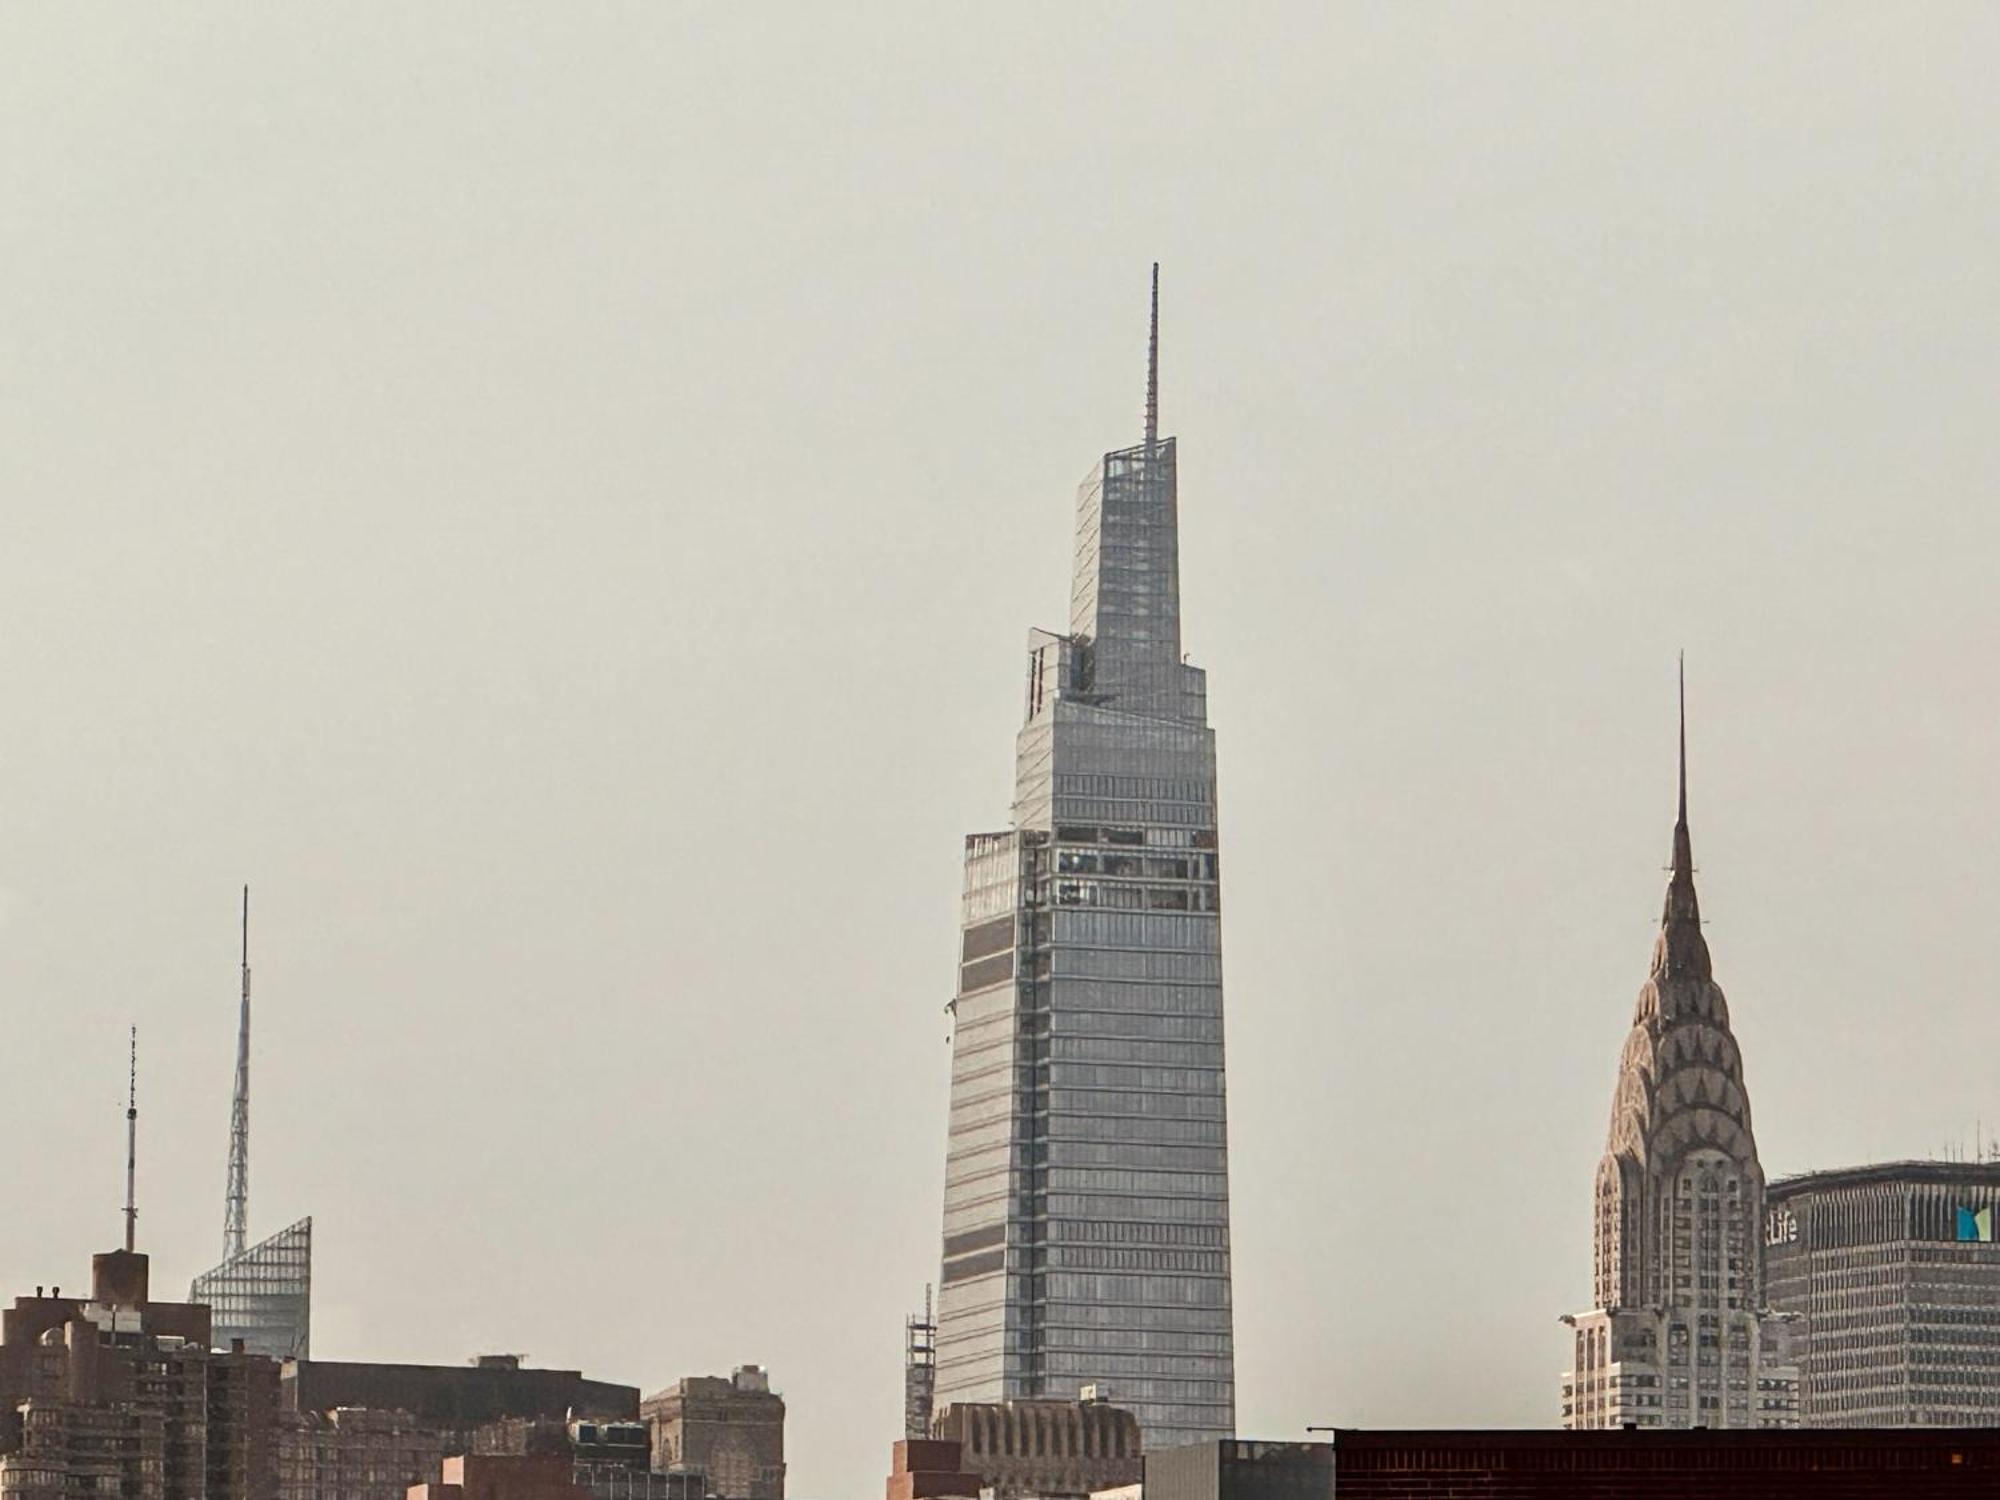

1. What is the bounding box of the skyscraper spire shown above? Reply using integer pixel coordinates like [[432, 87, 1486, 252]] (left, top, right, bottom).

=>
[[225, 885, 251, 1260], [1658, 657, 1707, 982], [1144, 262, 1160, 448], [124, 1026, 139, 1253], [1564, 662, 1790, 1430], [1678, 651, 1688, 831]]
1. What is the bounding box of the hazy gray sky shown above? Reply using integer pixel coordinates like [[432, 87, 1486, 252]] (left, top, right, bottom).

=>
[[4, 6, 1998, 1495]]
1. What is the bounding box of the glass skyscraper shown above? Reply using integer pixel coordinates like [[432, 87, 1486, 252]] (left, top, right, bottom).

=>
[[935, 276, 1235, 1447]]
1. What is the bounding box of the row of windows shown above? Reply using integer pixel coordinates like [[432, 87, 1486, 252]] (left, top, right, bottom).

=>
[[1045, 984, 1225, 1016], [1010, 1300, 1235, 1343], [1048, 1037, 1223, 1068], [1054, 849, 1218, 881], [1039, 721, 1207, 766], [1053, 775, 1214, 803], [1051, 1012, 1223, 1043], [1049, 909, 1219, 949], [1043, 1141, 1228, 1173], [1049, 1217, 1229, 1249], [1049, 1087, 1227, 1120], [1053, 949, 1221, 982], [1050, 880, 1220, 913], [1046, 1193, 1229, 1224], [1052, 798, 1214, 826], [1029, 1349, 1233, 1383], [1036, 1245, 1227, 1275], [1047, 1063, 1225, 1093], [1046, 1167, 1229, 1196], [1041, 1115, 1227, 1147], [1029, 1326, 1230, 1356]]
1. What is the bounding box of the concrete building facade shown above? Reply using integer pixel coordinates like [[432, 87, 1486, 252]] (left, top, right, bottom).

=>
[[1764, 1160, 2000, 1425], [641, 1367, 783, 1500], [1560, 684, 1798, 1429], [279, 1405, 451, 1500], [930, 1396, 1142, 1498]]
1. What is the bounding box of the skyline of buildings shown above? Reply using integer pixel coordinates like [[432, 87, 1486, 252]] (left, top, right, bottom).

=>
[[0, 1228, 782, 1500], [4, 273, 1995, 1499], [934, 269, 1237, 1446]]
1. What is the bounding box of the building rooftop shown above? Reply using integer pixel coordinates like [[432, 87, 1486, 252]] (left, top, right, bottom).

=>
[[1768, 1159, 2000, 1194]]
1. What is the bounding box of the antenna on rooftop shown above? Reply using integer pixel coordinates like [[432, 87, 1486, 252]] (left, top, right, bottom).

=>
[[1144, 263, 1160, 449], [124, 1027, 139, 1253], [225, 885, 252, 1260]]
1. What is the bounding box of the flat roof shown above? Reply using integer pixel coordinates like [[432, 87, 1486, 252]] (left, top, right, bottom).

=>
[[1768, 1159, 2000, 1196]]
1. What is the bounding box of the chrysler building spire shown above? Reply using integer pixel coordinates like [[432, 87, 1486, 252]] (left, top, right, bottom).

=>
[[1656, 657, 1709, 983]]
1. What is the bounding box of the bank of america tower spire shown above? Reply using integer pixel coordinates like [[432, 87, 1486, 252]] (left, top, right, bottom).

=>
[[934, 267, 1235, 1446]]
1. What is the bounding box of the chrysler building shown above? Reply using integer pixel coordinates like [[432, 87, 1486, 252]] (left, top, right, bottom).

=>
[[1561, 671, 1798, 1429]]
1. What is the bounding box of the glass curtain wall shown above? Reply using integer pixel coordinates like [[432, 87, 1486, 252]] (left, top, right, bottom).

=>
[[937, 436, 1235, 1448]]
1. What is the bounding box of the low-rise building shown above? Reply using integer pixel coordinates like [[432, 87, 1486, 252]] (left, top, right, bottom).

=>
[[408, 1452, 595, 1500], [280, 1405, 451, 1500], [1143, 1440, 1329, 1500], [470, 1414, 708, 1500], [642, 1367, 783, 1500], [884, 1438, 983, 1500], [930, 1394, 1143, 1499], [287, 1354, 638, 1452], [1324, 1427, 2000, 1497]]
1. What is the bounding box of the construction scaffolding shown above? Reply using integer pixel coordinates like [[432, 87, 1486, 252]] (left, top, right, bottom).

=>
[[904, 1286, 937, 1439]]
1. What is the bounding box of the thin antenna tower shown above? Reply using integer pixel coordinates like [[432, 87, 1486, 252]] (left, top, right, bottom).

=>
[[124, 1027, 139, 1253], [1677, 651, 1687, 827], [225, 885, 251, 1260], [1144, 262, 1160, 448]]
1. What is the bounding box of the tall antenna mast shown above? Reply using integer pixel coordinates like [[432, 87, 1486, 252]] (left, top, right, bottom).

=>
[[124, 1027, 139, 1253], [1677, 651, 1688, 828], [1144, 262, 1160, 448], [225, 884, 251, 1260]]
